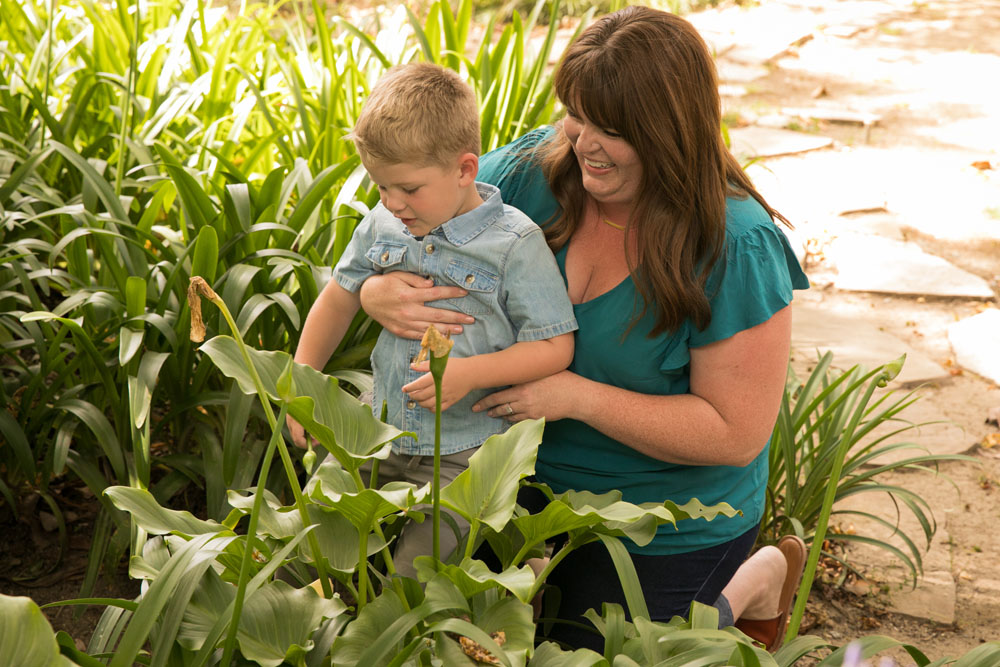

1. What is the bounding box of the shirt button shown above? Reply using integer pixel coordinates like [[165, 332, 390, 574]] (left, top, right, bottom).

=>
[[425, 244, 435, 254], [381, 251, 390, 262], [407, 400, 416, 409], [464, 274, 475, 285]]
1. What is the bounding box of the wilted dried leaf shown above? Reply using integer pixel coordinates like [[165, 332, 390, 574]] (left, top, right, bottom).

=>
[[971, 160, 993, 170], [981, 433, 1000, 449], [188, 277, 219, 342], [415, 325, 453, 363], [459, 631, 505, 665]]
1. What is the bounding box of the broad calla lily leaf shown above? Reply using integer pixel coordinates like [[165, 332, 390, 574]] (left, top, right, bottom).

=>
[[176, 568, 235, 651], [513, 489, 737, 548], [227, 487, 301, 538], [328, 590, 410, 667], [227, 487, 387, 574], [106, 487, 227, 536], [440, 418, 543, 532], [312, 480, 429, 533], [415, 557, 536, 602], [199, 336, 409, 470], [0, 595, 72, 667], [237, 580, 347, 667], [528, 641, 605, 666]]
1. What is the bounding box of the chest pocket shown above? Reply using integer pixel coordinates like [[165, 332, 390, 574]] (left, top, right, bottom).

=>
[[442, 259, 499, 316], [366, 242, 408, 271]]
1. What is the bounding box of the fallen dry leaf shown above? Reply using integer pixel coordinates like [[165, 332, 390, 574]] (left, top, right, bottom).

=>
[[981, 433, 1000, 449], [971, 160, 994, 170]]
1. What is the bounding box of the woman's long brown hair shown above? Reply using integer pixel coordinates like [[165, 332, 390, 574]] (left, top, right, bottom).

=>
[[541, 6, 788, 336]]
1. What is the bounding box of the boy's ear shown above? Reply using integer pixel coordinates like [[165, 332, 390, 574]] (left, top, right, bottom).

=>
[[457, 152, 479, 186]]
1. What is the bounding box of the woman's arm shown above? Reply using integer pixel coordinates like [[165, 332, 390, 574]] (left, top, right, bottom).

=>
[[474, 306, 791, 467], [359, 272, 475, 339]]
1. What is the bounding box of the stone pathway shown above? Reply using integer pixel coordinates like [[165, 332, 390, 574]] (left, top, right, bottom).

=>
[[689, 0, 1000, 639]]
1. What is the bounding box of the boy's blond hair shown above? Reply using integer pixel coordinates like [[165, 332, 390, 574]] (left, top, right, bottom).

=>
[[350, 62, 480, 168]]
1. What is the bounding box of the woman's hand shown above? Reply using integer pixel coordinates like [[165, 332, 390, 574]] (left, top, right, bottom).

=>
[[472, 370, 581, 422], [359, 272, 475, 340]]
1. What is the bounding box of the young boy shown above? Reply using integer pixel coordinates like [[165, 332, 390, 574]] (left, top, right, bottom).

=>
[[290, 62, 577, 577]]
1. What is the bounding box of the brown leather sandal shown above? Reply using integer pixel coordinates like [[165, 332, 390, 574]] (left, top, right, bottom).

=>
[[735, 535, 807, 652]]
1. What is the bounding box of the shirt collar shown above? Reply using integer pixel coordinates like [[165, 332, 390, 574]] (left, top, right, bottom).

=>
[[432, 182, 504, 246]]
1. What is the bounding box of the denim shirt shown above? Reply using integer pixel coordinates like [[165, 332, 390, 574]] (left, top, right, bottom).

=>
[[334, 182, 578, 455]]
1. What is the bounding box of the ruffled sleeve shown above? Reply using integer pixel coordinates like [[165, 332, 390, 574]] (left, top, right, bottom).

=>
[[689, 195, 809, 347], [479, 128, 560, 226]]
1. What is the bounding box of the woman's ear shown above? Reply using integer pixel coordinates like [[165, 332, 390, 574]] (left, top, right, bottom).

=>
[[457, 152, 479, 186]]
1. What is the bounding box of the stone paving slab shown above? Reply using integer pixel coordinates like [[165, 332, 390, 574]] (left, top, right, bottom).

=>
[[827, 233, 996, 299], [833, 211, 907, 241], [781, 106, 882, 126], [728, 126, 834, 160], [716, 61, 769, 84], [836, 491, 956, 625], [948, 309, 1000, 385], [791, 301, 948, 387]]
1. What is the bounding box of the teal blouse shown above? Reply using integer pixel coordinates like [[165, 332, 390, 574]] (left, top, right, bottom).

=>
[[479, 128, 810, 554]]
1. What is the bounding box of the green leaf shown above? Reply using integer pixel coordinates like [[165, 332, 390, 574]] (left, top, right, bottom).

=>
[[528, 641, 604, 666], [106, 487, 227, 536], [329, 591, 410, 667], [199, 336, 408, 470], [55, 398, 127, 483], [129, 351, 170, 430], [817, 636, 930, 666], [0, 595, 72, 667], [414, 558, 535, 602], [596, 535, 649, 623], [950, 642, 1000, 667], [237, 581, 347, 667], [441, 419, 542, 532], [227, 487, 387, 574], [191, 225, 220, 285], [308, 470, 429, 534], [109, 533, 231, 667], [0, 410, 36, 481], [174, 567, 234, 651]]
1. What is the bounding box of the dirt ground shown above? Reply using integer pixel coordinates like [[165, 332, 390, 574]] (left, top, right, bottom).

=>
[[707, 0, 1000, 662]]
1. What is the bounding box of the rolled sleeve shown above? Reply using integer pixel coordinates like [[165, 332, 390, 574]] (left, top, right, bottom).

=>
[[502, 229, 578, 341], [332, 212, 378, 294]]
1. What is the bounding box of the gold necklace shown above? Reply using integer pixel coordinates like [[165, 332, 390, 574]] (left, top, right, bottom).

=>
[[595, 201, 626, 230]]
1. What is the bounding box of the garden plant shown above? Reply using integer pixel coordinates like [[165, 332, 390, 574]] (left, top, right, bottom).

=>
[[3, 0, 1000, 664]]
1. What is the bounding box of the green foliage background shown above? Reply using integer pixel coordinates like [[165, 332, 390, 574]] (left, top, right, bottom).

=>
[[0, 0, 583, 592]]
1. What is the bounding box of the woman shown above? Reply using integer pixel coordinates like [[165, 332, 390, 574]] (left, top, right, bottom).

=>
[[360, 6, 810, 650]]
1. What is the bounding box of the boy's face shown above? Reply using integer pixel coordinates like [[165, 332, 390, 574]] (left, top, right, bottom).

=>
[[364, 156, 480, 238]]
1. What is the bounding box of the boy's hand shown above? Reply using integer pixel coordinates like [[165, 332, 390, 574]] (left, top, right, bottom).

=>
[[403, 357, 477, 411], [286, 414, 311, 449]]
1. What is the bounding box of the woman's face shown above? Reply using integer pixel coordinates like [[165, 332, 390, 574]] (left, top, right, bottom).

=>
[[563, 108, 643, 207]]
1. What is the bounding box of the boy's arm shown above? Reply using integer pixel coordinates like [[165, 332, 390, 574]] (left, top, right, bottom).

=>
[[288, 280, 361, 446], [403, 332, 574, 411]]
